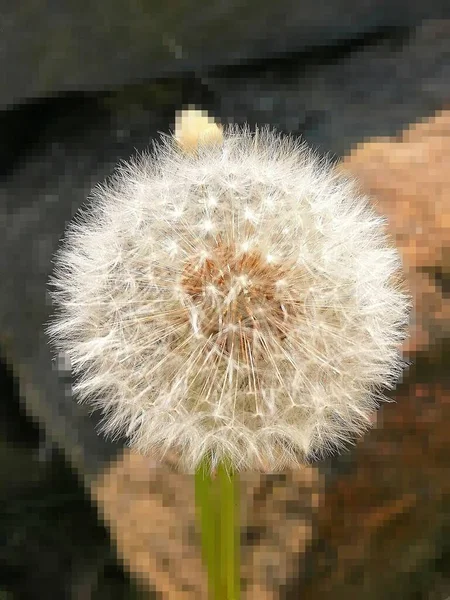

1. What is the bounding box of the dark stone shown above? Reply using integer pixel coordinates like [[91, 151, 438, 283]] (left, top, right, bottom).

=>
[[1, 1, 448, 108]]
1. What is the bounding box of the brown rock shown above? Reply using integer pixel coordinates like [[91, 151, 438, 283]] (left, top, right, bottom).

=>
[[342, 109, 450, 355]]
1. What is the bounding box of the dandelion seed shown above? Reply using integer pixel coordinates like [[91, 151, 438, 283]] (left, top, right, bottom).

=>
[[45, 119, 412, 475]]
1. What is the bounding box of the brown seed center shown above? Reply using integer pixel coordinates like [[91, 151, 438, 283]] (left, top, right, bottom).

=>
[[180, 241, 291, 345]]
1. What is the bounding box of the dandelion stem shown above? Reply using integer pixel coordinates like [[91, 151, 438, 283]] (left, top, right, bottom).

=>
[[195, 455, 240, 599], [218, 457, 240, 600]]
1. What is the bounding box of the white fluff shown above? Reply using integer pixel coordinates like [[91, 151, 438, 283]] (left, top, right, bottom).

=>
[[46, 124, 412, 474]]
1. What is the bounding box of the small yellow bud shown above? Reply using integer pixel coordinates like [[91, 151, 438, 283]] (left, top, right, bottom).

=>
[[175, 107, 223, 153]]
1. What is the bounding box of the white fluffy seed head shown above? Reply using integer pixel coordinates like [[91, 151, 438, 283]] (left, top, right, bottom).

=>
[[46, 123, 412, 474]]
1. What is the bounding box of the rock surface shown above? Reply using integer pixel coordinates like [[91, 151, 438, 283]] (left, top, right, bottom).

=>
[[1, 2, 448, 108]]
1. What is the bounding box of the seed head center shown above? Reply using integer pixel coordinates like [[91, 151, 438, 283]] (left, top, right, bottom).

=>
[[180, 242, 290, 344]]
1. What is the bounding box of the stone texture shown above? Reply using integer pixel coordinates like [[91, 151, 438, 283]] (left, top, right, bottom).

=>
[[342, 109, 450, 356], [92, 449, 320, 598], [1, 1, 448, 109], [208, 20, 450, 156]]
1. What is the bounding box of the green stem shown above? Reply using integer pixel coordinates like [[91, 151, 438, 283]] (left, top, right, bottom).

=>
[[195, 455, 219, 597], [195, 455, 240, 599], [218, 457, 240, 600]]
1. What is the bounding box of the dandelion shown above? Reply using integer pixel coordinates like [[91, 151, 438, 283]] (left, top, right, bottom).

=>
[[46, 110, 411, 474], [46, 109, 411, 598]]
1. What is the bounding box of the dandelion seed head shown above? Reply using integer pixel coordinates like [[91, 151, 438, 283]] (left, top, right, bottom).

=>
[[46, 122, 412, 474]]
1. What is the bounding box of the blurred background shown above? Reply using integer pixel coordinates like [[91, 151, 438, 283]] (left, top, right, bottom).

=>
[[0, 2, 449, 598]]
